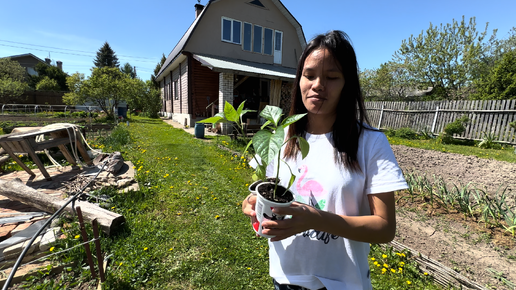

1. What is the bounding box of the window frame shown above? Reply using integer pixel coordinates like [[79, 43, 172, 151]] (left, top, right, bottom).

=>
[[253, 24, 263, 53], [221, 16, 242, 45]]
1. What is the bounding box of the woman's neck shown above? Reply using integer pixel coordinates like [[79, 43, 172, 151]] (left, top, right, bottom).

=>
[[306, 113, 336, 134]]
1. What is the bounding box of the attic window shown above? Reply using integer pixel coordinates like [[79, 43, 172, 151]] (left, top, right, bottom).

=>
[[249, 0, 265, 8], [221, 17, 242, 45]]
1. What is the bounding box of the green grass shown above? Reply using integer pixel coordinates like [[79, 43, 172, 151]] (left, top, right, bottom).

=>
[[17, 117, 455, 289]]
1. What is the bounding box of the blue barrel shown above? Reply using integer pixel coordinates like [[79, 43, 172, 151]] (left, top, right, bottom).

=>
[[194, 123, 205, 138]]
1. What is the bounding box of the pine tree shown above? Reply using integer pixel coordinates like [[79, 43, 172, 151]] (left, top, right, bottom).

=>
[[93, 42, 120, 68]]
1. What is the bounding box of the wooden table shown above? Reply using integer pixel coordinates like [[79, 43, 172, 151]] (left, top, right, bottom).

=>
[[0, 125, 93, 180]]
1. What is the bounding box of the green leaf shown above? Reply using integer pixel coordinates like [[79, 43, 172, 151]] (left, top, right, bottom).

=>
[[298, 137, 310, 159], [252, 126, 284, 165], [255, 164, 267, 181], [281, 113, 307, 128], [288, 173, 296, 189], [224, 101, 239, 123], [260, 105, 283, 127], [261, 120, 272, 130], [197, 115, 226, 124], [243, 139, 253, 154], [236, 101, 246, 117]]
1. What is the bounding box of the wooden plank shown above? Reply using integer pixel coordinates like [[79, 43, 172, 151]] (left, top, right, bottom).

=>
[[506, 100, 516, 143], [0, 142, 35, 176], [464, 100, 475, 139], [19, 139, 51, 180], [0, 179, 125, 235], [499, 100, 510, 143], [493, 100, 503, 141], [470, 100, 480, 140]]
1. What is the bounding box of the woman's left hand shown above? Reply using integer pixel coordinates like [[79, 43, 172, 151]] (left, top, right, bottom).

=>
[[261, 202, 319, 242]]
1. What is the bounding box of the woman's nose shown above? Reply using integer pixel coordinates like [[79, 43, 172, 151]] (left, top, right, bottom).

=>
[[312, 77, 325, 91]]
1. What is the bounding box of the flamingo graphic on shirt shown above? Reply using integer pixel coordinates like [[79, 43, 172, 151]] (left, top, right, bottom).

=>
[[296, 165, 326, 210]]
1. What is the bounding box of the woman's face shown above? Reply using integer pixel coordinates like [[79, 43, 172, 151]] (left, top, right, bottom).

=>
[[300, 48, 345, 118]]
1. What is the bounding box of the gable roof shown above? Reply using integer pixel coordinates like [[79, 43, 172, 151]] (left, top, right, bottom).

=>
[[2, 53, 47, 65], [156, 0, 305, 82]]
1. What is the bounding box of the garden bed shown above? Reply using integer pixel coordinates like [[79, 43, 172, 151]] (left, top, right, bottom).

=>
[[391, 145, 516, 289]]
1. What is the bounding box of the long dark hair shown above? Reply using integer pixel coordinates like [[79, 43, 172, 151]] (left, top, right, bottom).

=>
[[284, 30, 371, 171]]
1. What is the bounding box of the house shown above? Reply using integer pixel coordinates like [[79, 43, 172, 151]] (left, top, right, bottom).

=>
[[155, 0, 306, 128], [3, 53, 62, 76]]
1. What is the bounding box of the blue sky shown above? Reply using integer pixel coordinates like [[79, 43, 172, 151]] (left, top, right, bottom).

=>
[[1, 0, 514, 81]]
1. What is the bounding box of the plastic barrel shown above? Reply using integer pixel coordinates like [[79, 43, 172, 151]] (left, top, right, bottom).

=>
[[194, 123, 205, 138]]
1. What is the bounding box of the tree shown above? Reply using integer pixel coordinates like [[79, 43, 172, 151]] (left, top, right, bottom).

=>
[[472, 49, 516, 100], [35, 76, 60, 91], [0, 58, 29, 103], [360, 62, 415, 101], [120, 63, 136, 79], [93, 42, 120, 68], [125, 78, 162, 118], [28, 62, 68, 91], [394, 16, 489, 100], [150, 53, 167, 89], [63, 67, 130, 119]]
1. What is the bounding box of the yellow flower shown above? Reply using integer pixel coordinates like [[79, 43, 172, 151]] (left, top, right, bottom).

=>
[[406, 281, 412, 285], [382, 254, 387, 259], [144, 247, 148, 251], [383, 264, 389, 268], [119, 262, 123, 266], [399, 261, 405, 267], [49, 247, 55, 252], [398, 268, 403, 273], [18, 154, 23, 158], [381, 268, 387, 274], [390, 269, 396, 273], [371, 257, 375, 261], [373, 261, 378, 266], [215, 215, 220, 219], [424, 272, 429, 276], [75, 235, 81, 239], [169, 248, 173, 251]]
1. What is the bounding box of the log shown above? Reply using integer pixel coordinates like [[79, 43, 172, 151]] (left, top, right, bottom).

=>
[[0, 179, 124, 236]]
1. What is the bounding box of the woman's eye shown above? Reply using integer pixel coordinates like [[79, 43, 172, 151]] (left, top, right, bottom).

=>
[[303, 75, 314, 80]]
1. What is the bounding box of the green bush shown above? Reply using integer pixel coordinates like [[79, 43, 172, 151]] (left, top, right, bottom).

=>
[[54, 112, 70, 118], [395, 127, 418, 139], [71, 111, 88, 118], [438, 115, 469, 144], [98, 124, 131, 151]]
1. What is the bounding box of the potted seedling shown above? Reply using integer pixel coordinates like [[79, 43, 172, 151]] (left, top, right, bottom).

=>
[[244, 105, 309, 237], [200, 102, 309, 237]]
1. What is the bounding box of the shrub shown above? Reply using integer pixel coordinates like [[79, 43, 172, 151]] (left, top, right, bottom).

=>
[[438, 115, 469, 144], [98, 124, 131, 151], [71, 111, 88, 118], [395, 127, 418, 139]]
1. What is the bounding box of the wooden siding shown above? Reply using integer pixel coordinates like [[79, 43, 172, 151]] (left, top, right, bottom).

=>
[[191, 58, 219, 117], [365, 100, 516, 144]]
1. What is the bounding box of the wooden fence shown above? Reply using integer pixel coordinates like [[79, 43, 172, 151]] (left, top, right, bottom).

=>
[[365, 100, 516, 145]]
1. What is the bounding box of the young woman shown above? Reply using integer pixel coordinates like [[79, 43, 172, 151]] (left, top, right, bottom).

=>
[[242, 30, 408, 290]]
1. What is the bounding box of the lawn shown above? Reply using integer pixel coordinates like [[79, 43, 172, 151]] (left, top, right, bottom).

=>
[[14, 117, 451, 289]]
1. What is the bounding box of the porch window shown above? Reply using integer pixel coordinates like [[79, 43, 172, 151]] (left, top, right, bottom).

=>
[[253, 25, 263, 53], [221, 17, 242, 44]]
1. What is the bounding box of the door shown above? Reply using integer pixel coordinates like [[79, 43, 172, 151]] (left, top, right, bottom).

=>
[[274, 30, 283, 64]]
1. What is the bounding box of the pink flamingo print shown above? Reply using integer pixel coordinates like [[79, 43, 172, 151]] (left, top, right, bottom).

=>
[[296, 165, 325, 197]]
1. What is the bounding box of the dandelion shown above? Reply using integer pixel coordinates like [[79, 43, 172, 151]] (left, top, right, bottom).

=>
[[381, 268, 387, 274], [390, 269, 396, 273], [169, 248, 173, 251], [399, 261, 405, 267], [215, 215, 220, 219], [383, 263, 389, 268], [371, 257, 375, 261], [382, 254, 387, 259], [398, 268, 403, 273], [406, 281, 412, 285], [424, 272, 428, 276], [119, 262, 123, 266], [144, 247, 148, 251], [75, 235, 81, 239], [18, 154, 23, 158], [50, 247, 55, 252]]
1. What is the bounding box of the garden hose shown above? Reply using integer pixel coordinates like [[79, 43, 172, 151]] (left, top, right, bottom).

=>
[[1, 160, 108, 290]]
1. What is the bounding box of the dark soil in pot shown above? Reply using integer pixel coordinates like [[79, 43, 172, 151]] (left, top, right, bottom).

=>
[[257, 183, 293, 203]]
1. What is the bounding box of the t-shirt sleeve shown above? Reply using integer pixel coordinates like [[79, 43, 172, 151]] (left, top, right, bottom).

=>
[[365, 133, 408, 194]]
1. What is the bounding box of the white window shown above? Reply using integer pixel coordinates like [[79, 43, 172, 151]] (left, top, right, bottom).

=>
[[221, 17, 242, 44], [243, 22, 252, 51], [253, 25, 263, 53]]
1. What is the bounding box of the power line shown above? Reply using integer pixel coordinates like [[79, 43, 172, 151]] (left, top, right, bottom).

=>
[[0, 39, 156, 60], [0, 43, 158, 63]]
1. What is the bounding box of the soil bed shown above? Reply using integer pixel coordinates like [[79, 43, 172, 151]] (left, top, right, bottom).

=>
[[392, 145, 516, 289]]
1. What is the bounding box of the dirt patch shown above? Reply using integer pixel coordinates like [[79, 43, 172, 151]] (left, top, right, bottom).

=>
[[392, 145, 516, 289]]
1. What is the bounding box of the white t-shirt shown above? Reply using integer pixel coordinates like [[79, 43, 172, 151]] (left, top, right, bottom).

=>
[[251, 128, 408, 290]]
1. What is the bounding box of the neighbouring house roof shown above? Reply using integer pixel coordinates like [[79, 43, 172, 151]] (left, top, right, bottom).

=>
[[193, 53, 296, 81], [155, 0, 305, 82], [2, 53, 47, 65]]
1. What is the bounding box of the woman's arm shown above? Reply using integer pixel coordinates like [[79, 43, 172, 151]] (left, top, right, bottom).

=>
[[261, 191, 396, 243]]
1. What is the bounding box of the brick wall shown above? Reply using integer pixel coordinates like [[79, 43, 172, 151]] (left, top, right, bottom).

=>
[[218, 73, 234, 113]]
